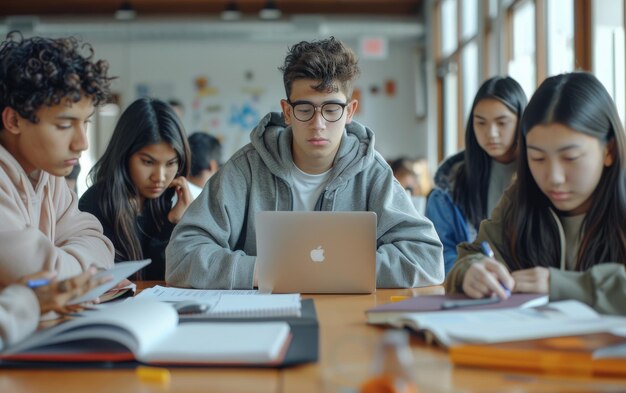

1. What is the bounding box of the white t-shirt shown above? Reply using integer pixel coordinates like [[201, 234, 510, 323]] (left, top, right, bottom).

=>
[[187, 182, 203, 200], [290, 163, 331, 211]]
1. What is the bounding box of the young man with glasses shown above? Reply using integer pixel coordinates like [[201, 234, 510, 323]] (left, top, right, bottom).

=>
[[166, 37, 443, 289]]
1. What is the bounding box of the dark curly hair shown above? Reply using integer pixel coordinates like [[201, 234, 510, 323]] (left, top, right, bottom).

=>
[[279, 36, 360, 99], [0, 31, 112, 128]]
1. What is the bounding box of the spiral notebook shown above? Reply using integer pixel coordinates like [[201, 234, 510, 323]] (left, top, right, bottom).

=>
[[202, 294, 302, 318], [136, 286, 302, 319]]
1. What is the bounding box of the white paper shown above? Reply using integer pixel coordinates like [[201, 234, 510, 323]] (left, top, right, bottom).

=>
[[136, 286, 302, 318], [394, 300, 626, 348], [135, 285, 257, 304]]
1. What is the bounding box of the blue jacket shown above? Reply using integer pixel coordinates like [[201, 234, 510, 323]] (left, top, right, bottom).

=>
[[425, 151, 475, 275]]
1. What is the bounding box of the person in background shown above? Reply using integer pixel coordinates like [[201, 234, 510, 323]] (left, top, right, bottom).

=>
[[0, 267, 103, 351], [79, 98, 192, 280], [166, 37, 443, 289], [412, 157, 433, 197], [0, 32, 115, 285], [64, 161, 81, 194], [187, 132, 222, 199], [425, 76, 527, 275], [390, 157, 426, 214], [446, 72, 626, 315]]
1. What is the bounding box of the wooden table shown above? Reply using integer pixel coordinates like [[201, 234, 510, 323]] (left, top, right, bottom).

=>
[[2, 283, 626, 393]]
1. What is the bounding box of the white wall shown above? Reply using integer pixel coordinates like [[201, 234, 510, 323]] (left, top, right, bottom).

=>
[[91, 38, 427, 161]]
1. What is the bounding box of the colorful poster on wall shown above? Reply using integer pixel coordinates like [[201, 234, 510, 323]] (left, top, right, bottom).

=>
[[190, 73, 276, 159]]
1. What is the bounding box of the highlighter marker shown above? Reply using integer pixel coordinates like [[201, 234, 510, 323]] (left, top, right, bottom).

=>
[[479, 241, 511, 297], [136, 366, 171, 385]]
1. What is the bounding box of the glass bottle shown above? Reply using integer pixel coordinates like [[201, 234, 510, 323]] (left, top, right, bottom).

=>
[[360, 329, 419, 393]]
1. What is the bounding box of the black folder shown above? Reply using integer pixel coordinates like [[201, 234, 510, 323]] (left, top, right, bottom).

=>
[[180, 298, 319, 367]]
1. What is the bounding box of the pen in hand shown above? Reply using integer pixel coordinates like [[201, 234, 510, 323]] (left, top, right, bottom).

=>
[[479, 240, 511, 298], [26, 278, 50, 289]]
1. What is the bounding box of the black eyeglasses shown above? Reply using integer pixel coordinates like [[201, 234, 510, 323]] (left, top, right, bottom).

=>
[[287, 100, 348, 122]]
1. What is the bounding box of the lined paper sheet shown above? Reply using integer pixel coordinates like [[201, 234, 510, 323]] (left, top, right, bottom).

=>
[[136, 285, 257, 302], [136, 285, 302, 318]]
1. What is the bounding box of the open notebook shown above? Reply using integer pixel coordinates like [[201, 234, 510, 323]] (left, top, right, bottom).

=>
[[0, 298, 291, 366], [135, 285, 302, 319], [371, 300, 626, 348]]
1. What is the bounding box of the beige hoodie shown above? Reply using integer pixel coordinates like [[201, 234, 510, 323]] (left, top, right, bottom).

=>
[[0, 285, 39, 351], [0, 144, 114, 285]]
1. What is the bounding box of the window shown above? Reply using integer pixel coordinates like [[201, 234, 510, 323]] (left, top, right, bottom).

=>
[[593, 0, 625, 123], [461, 0, 478, 40], [440, 0, 458, 58], [462, 40, 479, 119], [443, 70, 459, 157], [508, 0, 536, 98], [547, 0, 575, 75]]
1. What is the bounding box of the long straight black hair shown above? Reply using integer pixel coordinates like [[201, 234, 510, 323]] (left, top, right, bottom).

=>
[[88, 98, 190, 262], [453, 76, 527, 228], [504, 72, 626, 270]]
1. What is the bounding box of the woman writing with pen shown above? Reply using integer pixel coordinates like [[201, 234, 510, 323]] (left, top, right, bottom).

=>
[[445, 72, 626, 315]]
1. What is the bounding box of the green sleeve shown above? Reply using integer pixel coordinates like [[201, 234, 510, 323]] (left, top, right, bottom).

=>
[[444, 187, 515, 293], [550, 263, 626, 315]]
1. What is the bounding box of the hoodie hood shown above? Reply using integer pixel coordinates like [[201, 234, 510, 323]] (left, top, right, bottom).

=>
[[0, 144, 50, 227], [433, 150, 465, 192], [250, 112, 376, 191], [0, 141, 115, 284], [0, 144, 48, 194]]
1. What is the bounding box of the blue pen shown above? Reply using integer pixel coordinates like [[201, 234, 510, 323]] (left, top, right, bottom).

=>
[[479, 241, 511, 297], [26, 278, 50, 289]]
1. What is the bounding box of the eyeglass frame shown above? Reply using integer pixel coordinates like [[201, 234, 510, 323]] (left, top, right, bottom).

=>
[[286, 100, 350, 123]]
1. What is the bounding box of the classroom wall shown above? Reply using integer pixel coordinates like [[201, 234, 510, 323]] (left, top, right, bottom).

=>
[[91, 38, 428, 161]]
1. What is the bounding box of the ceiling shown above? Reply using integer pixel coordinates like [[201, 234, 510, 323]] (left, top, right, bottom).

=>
[[0, 1, 424, 43], [0, 0, 423, 17]]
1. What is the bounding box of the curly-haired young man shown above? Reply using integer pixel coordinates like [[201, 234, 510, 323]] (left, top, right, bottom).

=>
[[0, 32, 115, 285], [167, 37, 444, 289]]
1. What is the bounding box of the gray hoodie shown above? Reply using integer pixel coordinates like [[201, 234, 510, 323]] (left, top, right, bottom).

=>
[[165, 112, 444, 289]]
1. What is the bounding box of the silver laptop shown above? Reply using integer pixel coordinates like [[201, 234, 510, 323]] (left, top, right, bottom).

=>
[[256, 211, 377, 294]]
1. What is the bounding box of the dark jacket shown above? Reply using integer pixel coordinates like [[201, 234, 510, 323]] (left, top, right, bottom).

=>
[[79, 183, 175, 280]]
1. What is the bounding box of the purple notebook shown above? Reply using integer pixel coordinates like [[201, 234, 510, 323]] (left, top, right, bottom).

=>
[[366, 293, 549, 324]]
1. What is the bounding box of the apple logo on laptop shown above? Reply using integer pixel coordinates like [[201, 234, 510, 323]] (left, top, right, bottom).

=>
[[310, 246, 325, 262]]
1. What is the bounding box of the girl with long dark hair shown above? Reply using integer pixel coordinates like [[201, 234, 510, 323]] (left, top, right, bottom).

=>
[[446, 72, 626, 315], [426, 76, 527, 274], [79, 98, 191, 280]]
